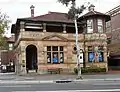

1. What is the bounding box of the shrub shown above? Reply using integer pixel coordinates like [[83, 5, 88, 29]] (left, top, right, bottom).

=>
[[81, 68, 88, 73], [74, 68, 78, 74], [74, 67, 106, 74]]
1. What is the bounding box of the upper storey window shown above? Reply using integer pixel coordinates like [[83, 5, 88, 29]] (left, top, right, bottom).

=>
[[97, 19, 103, 33], [87, 19, 93, 33], [106, 21, 111, 32]]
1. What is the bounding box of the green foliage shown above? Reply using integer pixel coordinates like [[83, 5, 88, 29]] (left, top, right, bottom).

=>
[[0, 11, 10, 34], [0, 11, 10, 50], [74, 67, 106, 74], [68, 5, 86, 19], [58, 0, 75, 6], [0, 36, 8, 50], [74, 67, 78, 74], [57, 0, 86, 19]]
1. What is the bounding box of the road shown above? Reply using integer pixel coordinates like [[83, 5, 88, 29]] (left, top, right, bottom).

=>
[[0, 73, 120, 91], [0, 80, 120, 92]]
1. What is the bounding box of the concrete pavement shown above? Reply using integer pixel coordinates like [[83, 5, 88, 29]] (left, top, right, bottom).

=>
[[0, 72, 120, 84]]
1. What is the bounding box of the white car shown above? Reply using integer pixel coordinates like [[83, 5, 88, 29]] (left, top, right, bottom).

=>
[[1, 65, 7, 73]]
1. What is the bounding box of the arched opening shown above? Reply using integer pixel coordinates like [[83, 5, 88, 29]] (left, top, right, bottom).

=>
[[26, 45, 38, 72]]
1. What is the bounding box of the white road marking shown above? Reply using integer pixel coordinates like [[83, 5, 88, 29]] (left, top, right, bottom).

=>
[[0, 85, 31, 87], [93, 82, 120, 85], [13, 89, 120, 92]]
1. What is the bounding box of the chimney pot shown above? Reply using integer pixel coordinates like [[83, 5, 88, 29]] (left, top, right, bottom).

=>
[[30, 5, 35, 17], [88, 4, 95, 11]]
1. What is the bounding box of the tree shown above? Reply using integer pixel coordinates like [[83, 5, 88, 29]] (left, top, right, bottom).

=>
[[0, 11, 10, 50], [58, 0, 88, 79]]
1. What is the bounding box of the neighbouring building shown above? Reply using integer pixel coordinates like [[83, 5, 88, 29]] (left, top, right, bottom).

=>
[[0, 34, 15, 72], [106, 5, 120, 69], [11, 4, 110, 75], [0, 34, 15, 65]]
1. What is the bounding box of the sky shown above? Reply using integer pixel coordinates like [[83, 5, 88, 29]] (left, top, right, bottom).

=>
[[0, 0, 120, 37]]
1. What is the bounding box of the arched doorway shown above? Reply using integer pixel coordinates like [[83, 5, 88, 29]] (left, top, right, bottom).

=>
[[26, 45, 38, 72]]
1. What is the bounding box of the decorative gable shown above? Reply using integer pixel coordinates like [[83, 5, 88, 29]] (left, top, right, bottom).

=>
[[42, 34, 68, 41]]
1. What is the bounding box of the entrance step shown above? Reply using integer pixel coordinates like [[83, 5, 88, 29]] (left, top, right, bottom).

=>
[[27, 70, 38, 76], [28, 70, 36, 73]]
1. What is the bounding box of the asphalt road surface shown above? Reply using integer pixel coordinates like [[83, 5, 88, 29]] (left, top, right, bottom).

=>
[[0, 80, 120, 92]]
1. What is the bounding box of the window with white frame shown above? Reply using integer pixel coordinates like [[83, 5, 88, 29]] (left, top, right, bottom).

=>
[[87, 19, 93, 33], [98, 19, 103, 33], [47, 46, 64, 64]]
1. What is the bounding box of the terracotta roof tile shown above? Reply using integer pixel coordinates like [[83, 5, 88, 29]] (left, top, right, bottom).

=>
[[78, 11, 110, 21], [22, 12, 74, 23], [83, 11, 107, 17]]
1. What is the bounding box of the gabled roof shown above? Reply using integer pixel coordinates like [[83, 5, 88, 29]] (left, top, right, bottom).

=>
[[20, 12, 74, 23], [78, 11, 110, 21], [42, 34, 68, 41]]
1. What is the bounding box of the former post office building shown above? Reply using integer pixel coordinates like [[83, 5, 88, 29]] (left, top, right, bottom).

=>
[[11, 5, 110, 75]]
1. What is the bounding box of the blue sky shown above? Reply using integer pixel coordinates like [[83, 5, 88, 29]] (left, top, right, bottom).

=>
[[0, 0, 119, 36]]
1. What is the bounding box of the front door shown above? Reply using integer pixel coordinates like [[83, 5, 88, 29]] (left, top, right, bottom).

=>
[[26, 45, 38, 71]]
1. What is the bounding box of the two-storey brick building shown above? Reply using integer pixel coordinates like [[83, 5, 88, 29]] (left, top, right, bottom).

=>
[[106, 5, 120, 69], [11, 5, 110, 75]]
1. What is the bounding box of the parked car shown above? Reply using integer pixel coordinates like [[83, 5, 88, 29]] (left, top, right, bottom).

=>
[[1, 65, 7, 73]]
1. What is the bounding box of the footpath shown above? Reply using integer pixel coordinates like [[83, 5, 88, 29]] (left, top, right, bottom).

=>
[[0, 71, 120, 84]]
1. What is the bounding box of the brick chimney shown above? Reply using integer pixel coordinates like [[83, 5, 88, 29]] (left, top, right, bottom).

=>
[[88, 4, 95, 11], [30, 5, 35, 17]]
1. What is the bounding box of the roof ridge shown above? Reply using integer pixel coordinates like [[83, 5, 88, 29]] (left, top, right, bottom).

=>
[[23, 11, 68, 19], [92, 11, 96, 14], [17, 11, 74, 23], [48, 11, 67, 14], [33, 13, 51, 18]]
